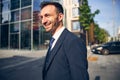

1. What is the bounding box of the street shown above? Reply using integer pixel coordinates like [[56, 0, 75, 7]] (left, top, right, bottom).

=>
[[88, 53, 120, 80], [0, 51, 120, 80], [0, 56, 44, 80]]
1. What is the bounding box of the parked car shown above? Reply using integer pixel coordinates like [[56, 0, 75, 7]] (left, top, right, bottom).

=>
[[91, 41, 120, 55]]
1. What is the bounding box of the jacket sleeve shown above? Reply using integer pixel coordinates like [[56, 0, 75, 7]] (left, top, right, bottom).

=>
[[66, 38, 89, 80]]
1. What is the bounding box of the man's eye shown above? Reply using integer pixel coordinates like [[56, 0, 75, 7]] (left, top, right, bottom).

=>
[[45, 14, 50, 17]]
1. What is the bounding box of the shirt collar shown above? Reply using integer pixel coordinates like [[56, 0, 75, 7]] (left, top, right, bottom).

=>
[[52, 27, 65, 41]]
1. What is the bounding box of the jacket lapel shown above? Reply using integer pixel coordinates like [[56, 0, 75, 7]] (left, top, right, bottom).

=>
[[45, 29, 68, 71]]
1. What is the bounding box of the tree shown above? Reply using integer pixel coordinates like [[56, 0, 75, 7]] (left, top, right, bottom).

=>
[[79, 0, 100, 45], [94, 23, 110, 43]]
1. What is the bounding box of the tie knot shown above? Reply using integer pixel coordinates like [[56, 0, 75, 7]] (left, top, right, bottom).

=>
[[49, 37, 55, 47]]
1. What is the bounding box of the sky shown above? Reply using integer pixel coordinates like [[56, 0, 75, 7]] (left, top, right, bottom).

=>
[[88, 0, 120, 37]]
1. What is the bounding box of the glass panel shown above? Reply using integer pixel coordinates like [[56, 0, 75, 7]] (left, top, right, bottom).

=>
[[33, 26, 51, 50], [21, 0, 32, 7], [0, 0, 8, 2], [10, 34, 19, 49], [21, 7, 31, 20], [21, 21, 31, 49], [51, 0, 63, 4], [0, 14, 2, 24], [72, 0, 79, 4], [72, 20, 80, 30], [0, 3, 2, 12], [2, 12, 10, 23], [10, 23, 19, 33], [10, 10, 20, 22], [10, 0, 20, 10], [72, 8, 79, 17], [33, 0, 42, 11], [33, 0, 51, 50], [1, 0, 10, 12], [0, 25, 1, 48], [0, 24, 9, 48], [33, 8, 39, 49]]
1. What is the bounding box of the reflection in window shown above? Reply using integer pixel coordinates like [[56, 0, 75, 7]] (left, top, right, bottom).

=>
[[10, 10, 20, 22], [0, 3, 2, 12], [11, 0, 20, 10], [72, 8, 79, 17], [51, 0, 63, 4], [0, 14, 2, 24], [21, 21, 31, 31], [21, 21, 31, 49], [10, 34, 19, 49], [21, 0, 31, 7], [21, 7, 31, 20], [10, 23, 19, 33], [72, 0, 79, 4], [2, 12, 9, 23], [0, 24, 9, 48], [72, 21, 80, 30], [33, 11, 39, 30], [33, 0, 42, 11], [1, 0, 10, 12]]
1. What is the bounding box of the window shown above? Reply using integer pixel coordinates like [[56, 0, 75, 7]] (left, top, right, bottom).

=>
[[1, 0, 10, 12], [21, 7, 31, 20], [21, 21, 31, 49], [51, 0, 63, 4], [10, 23, 19, 33], [0, 14, 2, 24], [72, 20, 80, 30], [10, 34, 19, 49], [72, 8, 79, 17], [21, 21, 31, 31], [2, 12, 10, 23], [0, 24, 9, 48], [72, 0, 79, 4], [0, 3, 2, 12], [10, 10, 20, 22], [11, 0, 20, 10], [21, 0, 31, 7], [33, 0, 42, 11]]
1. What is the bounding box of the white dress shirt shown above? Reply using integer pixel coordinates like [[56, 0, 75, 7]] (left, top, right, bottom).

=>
[[51, 27, 65, 50]]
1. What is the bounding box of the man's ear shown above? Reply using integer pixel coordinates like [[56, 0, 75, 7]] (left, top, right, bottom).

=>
[[58, 13, 64, 21]]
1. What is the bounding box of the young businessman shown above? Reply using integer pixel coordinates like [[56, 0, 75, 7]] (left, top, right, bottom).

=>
[[39, 1, 89, 80]]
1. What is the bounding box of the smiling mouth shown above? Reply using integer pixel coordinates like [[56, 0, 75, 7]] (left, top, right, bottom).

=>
[[44, 25, 51, 31]]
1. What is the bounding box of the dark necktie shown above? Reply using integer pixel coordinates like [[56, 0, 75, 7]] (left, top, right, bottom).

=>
[[48, 37, 55, 52], [45, 37, 55, 66]]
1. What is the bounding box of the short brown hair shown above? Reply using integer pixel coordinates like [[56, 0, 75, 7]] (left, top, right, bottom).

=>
[[40, 1, 64, 14]]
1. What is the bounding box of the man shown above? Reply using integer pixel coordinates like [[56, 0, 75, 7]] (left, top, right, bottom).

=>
[[39, 1, 89, 80]]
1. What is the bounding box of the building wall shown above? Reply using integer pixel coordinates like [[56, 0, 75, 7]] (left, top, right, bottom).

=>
[[63, 0, 81, 36], [0, 0, 81, 50]]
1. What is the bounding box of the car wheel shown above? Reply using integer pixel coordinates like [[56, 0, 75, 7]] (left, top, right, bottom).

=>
[[102, 49, 109, 55]]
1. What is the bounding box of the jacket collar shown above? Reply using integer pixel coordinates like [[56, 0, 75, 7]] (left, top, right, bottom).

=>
[[45, 29, 68, 71]]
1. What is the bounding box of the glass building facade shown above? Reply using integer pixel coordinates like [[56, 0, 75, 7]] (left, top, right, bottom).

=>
[[0, 0, 81, 50], [0, 0, 57, 50]]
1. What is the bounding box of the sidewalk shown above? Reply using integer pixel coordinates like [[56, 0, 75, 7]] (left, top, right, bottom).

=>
[[0, 49, 47, 59], [0, 46, 91, 59]]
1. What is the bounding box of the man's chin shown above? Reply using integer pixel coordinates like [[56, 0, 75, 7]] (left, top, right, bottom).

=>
[[45, 29, 50, 32]]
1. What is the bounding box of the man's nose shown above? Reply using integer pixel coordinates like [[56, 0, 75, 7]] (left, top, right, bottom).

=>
[[41, 17, 47, 24]]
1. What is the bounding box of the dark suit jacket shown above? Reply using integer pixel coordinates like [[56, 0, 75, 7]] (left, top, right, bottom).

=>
[[42, 29, 89, 80]]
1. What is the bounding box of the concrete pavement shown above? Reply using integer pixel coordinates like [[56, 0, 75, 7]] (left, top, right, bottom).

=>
[[0, 46, 91, 59], [0, 49, 47, 59]]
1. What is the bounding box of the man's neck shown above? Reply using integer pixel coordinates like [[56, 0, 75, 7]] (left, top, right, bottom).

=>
[[52, 23, 63, 36]]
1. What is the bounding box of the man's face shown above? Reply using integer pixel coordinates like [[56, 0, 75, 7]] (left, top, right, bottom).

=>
[[39, 5, 62, 33]]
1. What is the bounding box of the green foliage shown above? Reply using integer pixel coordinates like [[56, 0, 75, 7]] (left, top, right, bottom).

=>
[[79, 0, 100, 30], [94, 23, 110, 43]]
